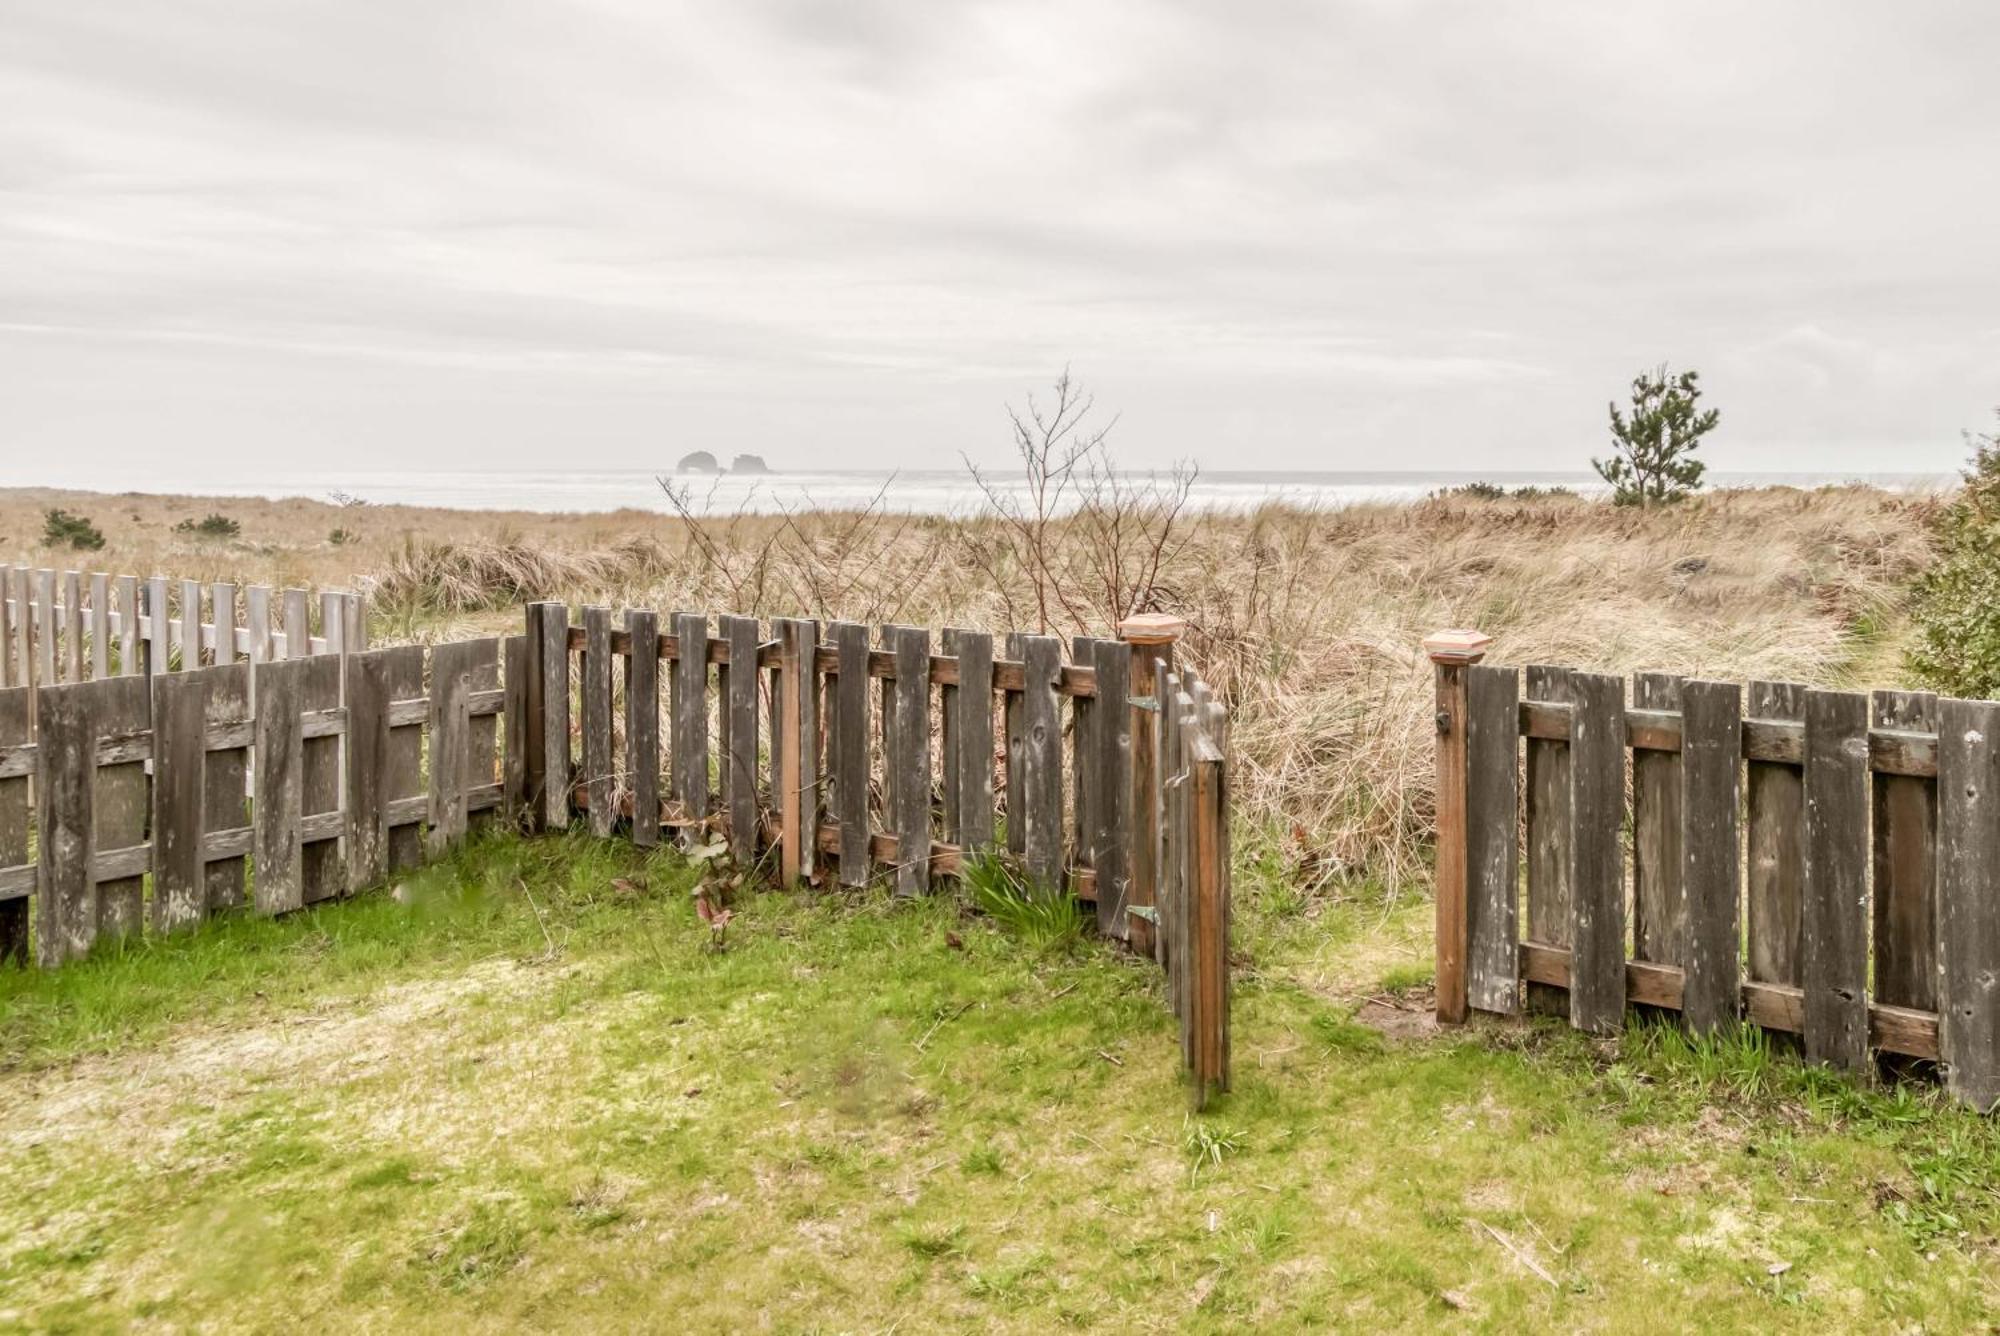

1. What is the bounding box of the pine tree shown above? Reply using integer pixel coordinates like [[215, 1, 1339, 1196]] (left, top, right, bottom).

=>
[[1594, 364, 1719, 506], [1910, 415, 2000, 697]]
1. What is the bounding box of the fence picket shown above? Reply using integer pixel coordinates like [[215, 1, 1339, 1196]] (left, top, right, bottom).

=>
[[96, 676, 149, 941], [347, 649, 392, 890], [151, 671, 207, 933], [1465, 663, 1520, 1015], [205, 663, 252, 911], [1872, 688, 1938, 1011], [1939, 697, 2000, 1109], [1568, 670, 1627, 1034], [1089, 639, 1132, 938], [722, 614, 761, 862], [1632, 672, 1685, 968], [887, 625, 930, 895], [831, 621, 871, 886], [1746, 681, 1807, 988], [625, 610, 660, 847], [428, 642, 473, 854], [775, 617, 819, 885], [536, 603, 571, 832], [64, 571, 83, 682], [1019, 635, 1063, 889], [382, 645, 426, 871], [1681, 679, 1743, 1032], [0, 688, 24, 963], [300, 656, 344, 903], [1524, 665, 1573, 1015], [672, 613, 710, 844], [1803, 689, 1870, 1073], [582, 607, 614, 837], [942, 629, 995, 855], [254, 658, 305, 915], [34, 682, 93, 964]]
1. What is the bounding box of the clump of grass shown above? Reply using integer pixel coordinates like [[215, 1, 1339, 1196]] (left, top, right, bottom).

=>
[[373, 533, 672, 616], [174, 513, 241, 540], [43, 507, 105, 551], [961, 850, 1085, 953], [1183, 1116, 1245, 1182]]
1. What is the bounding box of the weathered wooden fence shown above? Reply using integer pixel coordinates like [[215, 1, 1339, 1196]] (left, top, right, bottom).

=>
[[1427, 628, 2000, 1110], [0, 597, 1233, 1101], [0, 565, 365, 713], [0, 638, 503, 966], [522, 602, 1234, 1103]]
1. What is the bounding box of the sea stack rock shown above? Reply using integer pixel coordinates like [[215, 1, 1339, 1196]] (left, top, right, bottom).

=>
[[676, 450, 720, 473], [729, 453, 772, 475]]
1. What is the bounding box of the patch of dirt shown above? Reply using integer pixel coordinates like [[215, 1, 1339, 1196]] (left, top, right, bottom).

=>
[[1353, 993, 1439, 1042]]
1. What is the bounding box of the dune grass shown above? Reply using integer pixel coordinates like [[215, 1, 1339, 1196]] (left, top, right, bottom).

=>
[[2, 828, 1998, 1330]]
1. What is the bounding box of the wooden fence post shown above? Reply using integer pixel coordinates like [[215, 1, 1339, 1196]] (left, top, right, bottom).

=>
[[1425, 629, 1491, 1025], [1119, 614, 1183, 958]]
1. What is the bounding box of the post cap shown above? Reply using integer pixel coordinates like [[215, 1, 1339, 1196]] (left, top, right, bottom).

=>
[[1423, 629, 1492, 664], [1118, 613, 1186, 645]]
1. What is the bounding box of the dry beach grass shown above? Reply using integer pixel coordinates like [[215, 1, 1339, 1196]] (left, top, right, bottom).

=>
[[0, 482, 1940, 889]]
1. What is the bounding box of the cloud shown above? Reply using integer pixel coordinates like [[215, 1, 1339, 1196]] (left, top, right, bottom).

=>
[[1, 0, 1996, 478]]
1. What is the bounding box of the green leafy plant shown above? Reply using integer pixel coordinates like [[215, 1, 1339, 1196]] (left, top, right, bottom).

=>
[[175, 513, 241, 539], [1594, 364, 1719, 506], [1910, 414, 2000, 697], [42, 508, 105, 551], [961, 849, 1084, 953], [1182, 1116, 1245, 1183]]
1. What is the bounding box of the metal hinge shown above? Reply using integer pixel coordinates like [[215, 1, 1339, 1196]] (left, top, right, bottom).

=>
[[1130, 695, 1159, 712]]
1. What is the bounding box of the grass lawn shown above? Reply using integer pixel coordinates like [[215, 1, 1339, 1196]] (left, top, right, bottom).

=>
[[3, 832, 1999, 1331]]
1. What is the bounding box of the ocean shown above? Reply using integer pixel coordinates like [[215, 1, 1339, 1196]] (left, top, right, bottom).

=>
[[26, 468, 1957, 515]]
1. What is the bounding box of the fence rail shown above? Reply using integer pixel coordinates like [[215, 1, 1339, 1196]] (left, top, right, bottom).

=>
[[0, 597, 1233, 1102], [1427, 628, 1999, 1110]]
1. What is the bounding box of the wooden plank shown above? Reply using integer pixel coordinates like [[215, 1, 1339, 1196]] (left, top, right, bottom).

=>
[[1523, 665, 1573, 1015], [36, 570, 57, 687], [1872, 688, 1937, 1012], [1746, 681, 1807, 987], [1631, 673, 1684, 967], [282, 588, 311, 660], [63, 571, 83, 681], [298, 655, 343, 903], [538, 603, 571, 831], [1191, 744, 1227, 1107], [116, 575, 139, 676], [179, 578, 202, 671], [831, 621, 871, 886], [0, 568, 14, 691], [1465, 663, 1520, 1015], [86, 573, 108, 679], [1071, 636, 1097, 897], [1802, 688, 1870, 1073], [1568, 670, 1627, 1034], [464, 635, 499, 833], [1431, 654, 1472, 1024], [671, 613, 710, 843], [1004, 632, 1025, 858], [722, 614, 761, 862], [247, 585, 272, 664], [503, 633, 530, 827], [1018, 635, 1064, 890], [887, 625, 930, 895], [943, 629, 995, 854], [1681, 679, 1743, 1033], [581, 606, 615, 838], [210, 582, 237, 666], [346, 649, 392, 891], [0, 689, 26, 961], [150, 670, 207, 932], [1937, 697, 2000, 1108], [428, 641, 473, 854], [773, 617, 819, 885], [202, 663, 251, 911], [35, 683, 94, 964], [253, 658, 305, 913], [1089, 639, 1132, 939], [624, 610, 660, 846], [93, 675, 149, 941]]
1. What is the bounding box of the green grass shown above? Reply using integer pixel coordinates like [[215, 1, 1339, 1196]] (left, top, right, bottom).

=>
[[2, 828, 1999, 1329]]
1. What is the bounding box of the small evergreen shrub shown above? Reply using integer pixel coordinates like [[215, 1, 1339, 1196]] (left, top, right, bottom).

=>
[[42, 508, 105, 551], [174, 513, 241, 539], [1909, 416, 2000, 697]]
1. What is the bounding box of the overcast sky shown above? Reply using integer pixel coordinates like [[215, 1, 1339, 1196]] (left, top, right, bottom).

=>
[[4, 1, 1997, 480]]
